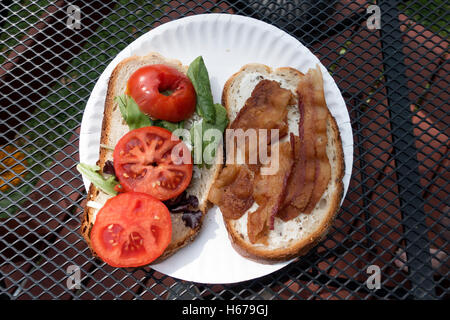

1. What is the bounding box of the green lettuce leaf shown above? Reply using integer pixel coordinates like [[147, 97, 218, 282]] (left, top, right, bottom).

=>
[[76, 163, 118, 196], [153, 119, 185, 133], [115, 94, 153, 130]]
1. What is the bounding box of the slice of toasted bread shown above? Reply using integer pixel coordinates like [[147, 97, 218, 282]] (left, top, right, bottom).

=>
[[219, 63, 345, 263], [80, 52, 223, 262]]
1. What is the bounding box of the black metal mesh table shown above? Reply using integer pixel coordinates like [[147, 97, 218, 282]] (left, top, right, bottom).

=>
[[0, 0, 448, 300]]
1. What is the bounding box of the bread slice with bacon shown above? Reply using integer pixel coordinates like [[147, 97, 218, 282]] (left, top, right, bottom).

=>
[[208, 63, 345, 263]]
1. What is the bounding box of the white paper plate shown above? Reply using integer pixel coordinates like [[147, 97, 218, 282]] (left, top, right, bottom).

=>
[[79, 13, 353, 284]]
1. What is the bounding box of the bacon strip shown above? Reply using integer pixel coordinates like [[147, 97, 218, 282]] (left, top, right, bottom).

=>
[[248, 141, 293, 244], [230, 80, 293, 138], [294, 85, 317, 212], [230, 80, 293, 172], [277, 203, 301, 221], [278, 65, 331, 219], [208, 165, 254, 220], [281, 134, 302, 206], [286, 78, 316, 211], [303, 67, 331, 213]]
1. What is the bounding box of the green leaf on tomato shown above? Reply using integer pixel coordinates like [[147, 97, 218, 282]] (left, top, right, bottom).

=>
[[76, 163, 118, 196], [116, 94, 184, 133], [115, 94, 153, 130]]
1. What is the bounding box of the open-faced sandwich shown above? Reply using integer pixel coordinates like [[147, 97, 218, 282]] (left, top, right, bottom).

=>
[[77, 53, 227, 267], [208, 63, 345, 263]]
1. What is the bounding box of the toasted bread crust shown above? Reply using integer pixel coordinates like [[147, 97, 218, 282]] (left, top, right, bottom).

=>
[[220, 63, 345, 263]]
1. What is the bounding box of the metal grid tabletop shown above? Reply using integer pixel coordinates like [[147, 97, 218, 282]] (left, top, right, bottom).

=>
[[0, 0, 448, 300]]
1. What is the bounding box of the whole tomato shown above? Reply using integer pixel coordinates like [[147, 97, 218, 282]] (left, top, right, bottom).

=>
[[127, 64, 196, 122]]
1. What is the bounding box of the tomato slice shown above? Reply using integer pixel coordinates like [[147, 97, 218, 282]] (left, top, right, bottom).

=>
[[90, 192, 172, 268], [113, 126, 193, 201], [127, 64, 196, 122]]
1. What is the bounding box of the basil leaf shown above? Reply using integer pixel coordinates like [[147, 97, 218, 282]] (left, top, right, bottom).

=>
[[190, 120, 204, 165], [187, 56, 216, 123], [76, 163, 118, 196], [190, 104, 228, 168], [115, 94, 153, 130], [212, 103, 228, 132]]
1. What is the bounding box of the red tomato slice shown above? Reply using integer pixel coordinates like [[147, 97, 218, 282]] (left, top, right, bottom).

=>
[[127, 64, 196, 122], [90, 192, 172, 268], [113, 126, 193, 201]]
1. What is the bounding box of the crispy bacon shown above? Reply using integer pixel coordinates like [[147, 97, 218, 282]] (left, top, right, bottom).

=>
[[230, 80, 293, 171], [282, 134, 302, 205], [211, 72, 332, 239], [278, 65, 331, 219], [208, 165, 254, 220], [230, 80, 293, 137], [277, 203, 301, 221], [277, 135, 306, 221], [247, 141, 293, 244], [210, 80, 294, 224], [285, 84, 316, 211], [303, 67, 331, 213]]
